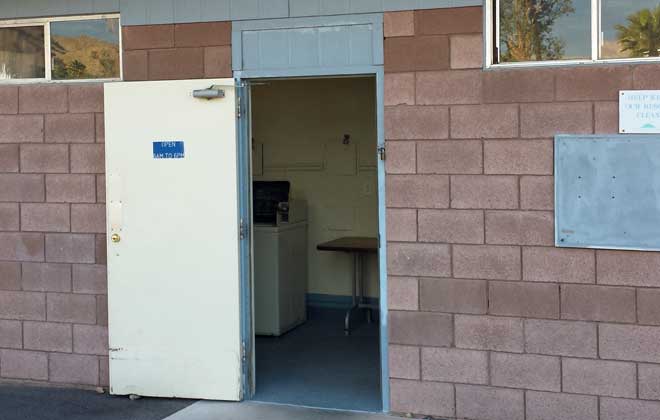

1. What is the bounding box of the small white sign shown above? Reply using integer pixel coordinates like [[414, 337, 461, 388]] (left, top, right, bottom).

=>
[[620, 90, 660, 134]]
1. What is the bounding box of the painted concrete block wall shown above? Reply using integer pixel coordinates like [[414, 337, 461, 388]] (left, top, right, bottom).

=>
[[384, 6, 660, 420], [121, 22, 232, 81], [3, 9, 660, 419], [251, 78, 379, 298], [0, 84, 108, 387]]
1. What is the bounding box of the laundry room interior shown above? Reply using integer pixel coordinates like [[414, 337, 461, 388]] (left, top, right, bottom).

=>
[[248, 76, 382, 411]]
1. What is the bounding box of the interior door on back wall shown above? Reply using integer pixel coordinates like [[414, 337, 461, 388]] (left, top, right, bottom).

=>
[[103, 79, 243, 400]]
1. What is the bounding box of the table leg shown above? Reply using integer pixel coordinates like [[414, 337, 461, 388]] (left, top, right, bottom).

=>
[[362, 253, 373, 323], [344, 252, 359, 335], [357, 252, 372, 323]]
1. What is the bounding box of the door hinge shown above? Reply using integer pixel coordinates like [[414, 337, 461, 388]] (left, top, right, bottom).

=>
[[239, 219, 248, 240], [377, 145, 386, 161], [241, 341, 247, 363], [237, 95, 242, 119]]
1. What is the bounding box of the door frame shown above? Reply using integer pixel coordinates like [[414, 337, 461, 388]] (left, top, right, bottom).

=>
[[236, 81, 253, 399], [235, 66, 389, 412]]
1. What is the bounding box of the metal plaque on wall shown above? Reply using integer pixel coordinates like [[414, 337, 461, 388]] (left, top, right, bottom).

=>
[[555, 135, 660, 251]]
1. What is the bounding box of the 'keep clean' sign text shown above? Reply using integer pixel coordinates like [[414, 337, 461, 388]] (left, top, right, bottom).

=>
[[620, 90, 660, 134]]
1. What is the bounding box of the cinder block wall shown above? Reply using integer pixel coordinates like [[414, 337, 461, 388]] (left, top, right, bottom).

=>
[[0, 21, 231, 388], [384, 6, 660, 420], [0, 84, 107, 387], [3, 10, 660, 418], [121, 22, 232, 81]]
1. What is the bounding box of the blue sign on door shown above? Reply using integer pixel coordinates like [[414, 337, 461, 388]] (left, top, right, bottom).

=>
[[153, 141, 185, 159]]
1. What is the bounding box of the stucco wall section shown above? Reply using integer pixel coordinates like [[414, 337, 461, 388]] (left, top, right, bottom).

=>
[[0, 84, 107, 388], [385, 6, 660, 420]]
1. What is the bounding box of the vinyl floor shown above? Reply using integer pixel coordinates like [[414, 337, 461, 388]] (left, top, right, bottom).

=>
[[252, 309, 382, 412]]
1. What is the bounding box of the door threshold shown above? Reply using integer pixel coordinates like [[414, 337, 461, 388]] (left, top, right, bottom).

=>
[[162, 400, 397, 420]]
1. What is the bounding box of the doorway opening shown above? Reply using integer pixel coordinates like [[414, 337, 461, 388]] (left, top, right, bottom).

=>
[[247, 76, 382, 412]]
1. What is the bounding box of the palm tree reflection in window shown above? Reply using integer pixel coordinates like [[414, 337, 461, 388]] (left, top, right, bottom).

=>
[[616, 6, 660, 58]]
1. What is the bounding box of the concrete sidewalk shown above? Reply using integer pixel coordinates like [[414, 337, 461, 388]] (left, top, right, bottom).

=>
[[163, 401, 399, 420]]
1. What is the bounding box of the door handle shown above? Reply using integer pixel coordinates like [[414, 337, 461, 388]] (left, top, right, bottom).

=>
[[111, 233, 121, 243]]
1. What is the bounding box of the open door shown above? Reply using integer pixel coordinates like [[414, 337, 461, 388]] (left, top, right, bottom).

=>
[[104, 79, 243, 400]]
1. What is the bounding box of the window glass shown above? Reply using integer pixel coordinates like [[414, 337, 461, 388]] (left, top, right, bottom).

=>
[[50, 18, 120, 80], [601, 1, 660, 59], [0, 26, 45, 79], [498, 0, 592, 63]]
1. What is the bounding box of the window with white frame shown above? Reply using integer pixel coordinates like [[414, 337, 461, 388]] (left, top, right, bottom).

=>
[[489, 0, 660, 65], [0, 15, 121, 82]]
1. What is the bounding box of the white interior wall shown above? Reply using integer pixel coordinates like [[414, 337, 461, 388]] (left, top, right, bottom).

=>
[[252, 77, 379, 298]]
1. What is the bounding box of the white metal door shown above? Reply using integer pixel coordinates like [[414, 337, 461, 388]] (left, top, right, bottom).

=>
[[104, 79, 242, 400]]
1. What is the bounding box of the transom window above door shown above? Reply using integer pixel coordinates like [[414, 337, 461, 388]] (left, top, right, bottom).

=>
[[487, 0, 660, 66], [0, 14, 121, 82]]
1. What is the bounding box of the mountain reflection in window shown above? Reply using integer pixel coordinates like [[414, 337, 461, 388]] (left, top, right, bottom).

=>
[[0, 26, 45, 79], [50, 18, 120, 80]]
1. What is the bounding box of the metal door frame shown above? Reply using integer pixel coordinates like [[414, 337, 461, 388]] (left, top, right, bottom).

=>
[[236, 81, 253, 399], [235, 66, 388, 412]]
